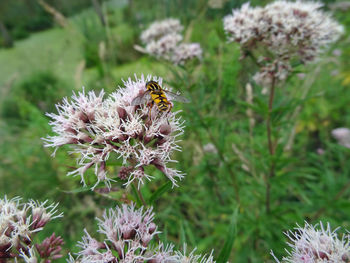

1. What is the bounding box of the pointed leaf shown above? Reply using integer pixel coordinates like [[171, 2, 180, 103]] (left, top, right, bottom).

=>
[[217, 208, 238, 263], [149, 181, 172, 204]]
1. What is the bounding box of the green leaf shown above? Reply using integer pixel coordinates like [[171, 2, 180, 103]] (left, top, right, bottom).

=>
[[184, 220, 196, 246], [179, 219, 186, 245], [148, 181, 172, 204], [217, 208, 238, 263], [59, 186, 90, 194]]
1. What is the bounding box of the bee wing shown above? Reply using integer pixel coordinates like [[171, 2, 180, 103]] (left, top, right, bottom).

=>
[[131, 92, 151, 106], [163, 90, 190, 103]]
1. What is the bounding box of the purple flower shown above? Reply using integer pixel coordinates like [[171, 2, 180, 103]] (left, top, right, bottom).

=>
[[0, 196, 63, 263], [72, 203, 160, 262], [35, 233, 64, 262], [224, 1, 343, 62], [139, 19, 202, 65], [271, 222, 350, 263], [70, 204, 217, 263], [223, 1, 343, 87], [43, 74, 185, 190]]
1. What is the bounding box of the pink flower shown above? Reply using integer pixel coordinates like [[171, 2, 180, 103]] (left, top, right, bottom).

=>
[[271, 222, 350, 263], [139, 19, 202, 65], [43, 74, 186, 190], [223, 1, 343, 87], [70, 204, 216, 263], [0, 196, 63, 263], [331, 128, 350, 148]]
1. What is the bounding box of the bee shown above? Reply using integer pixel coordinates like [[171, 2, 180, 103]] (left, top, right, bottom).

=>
[[131, 81, 189, 117]]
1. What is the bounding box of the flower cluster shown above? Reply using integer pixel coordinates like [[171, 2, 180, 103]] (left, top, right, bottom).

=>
[[140, 18, 202, 65], [271, 222, 350, 263], [0, 196, 64, 263], [43, 74, 185, 190], [223, 1, 343, 86], [68, 203, 215, 263]]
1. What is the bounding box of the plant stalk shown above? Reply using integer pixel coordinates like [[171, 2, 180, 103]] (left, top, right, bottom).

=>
[[265, 75, 276, 214], [133, 181, 147, 207]]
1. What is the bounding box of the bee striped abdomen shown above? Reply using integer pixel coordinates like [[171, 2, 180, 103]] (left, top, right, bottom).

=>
[[158, 102, 169, 111], [150, 90, 170, 112]]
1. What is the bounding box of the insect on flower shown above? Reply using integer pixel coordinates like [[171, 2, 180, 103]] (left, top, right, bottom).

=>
[[131, 80, 189, 117]]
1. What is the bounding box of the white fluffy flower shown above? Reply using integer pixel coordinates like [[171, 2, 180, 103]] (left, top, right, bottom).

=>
[[223, 1, 343, 87], [43, 74, 185, 190], [175, 245, 216, 263], [331, 127, 350, 148], [145, 33, 183, 60], [147, 243, 178, 263], [140, 18, 183, 43], [224, 1, 343, 62], [73, 203, 169, 263], [71, 204, 217, 263], [223, 3, 265, 44], [172, 43, 203, 65], [271, 222, 350, 263], [0, 196, 63, 262], [140, 19, 202, 65]]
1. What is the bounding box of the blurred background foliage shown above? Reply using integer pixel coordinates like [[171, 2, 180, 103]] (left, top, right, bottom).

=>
[[0, 0, 350, 262]]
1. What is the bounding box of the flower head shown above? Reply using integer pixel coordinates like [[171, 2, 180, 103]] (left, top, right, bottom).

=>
[[223, 1, 343, 86], [224, 1, 343, 61], [35, 233, 64, 261], [172, 43, 203, 65], [331, 128, 350, 148], [0, 196, 63, 262], [70, 204, 216, 263], [140, 19, 202, 65], [271, 222, 350, 263], [141, 19, 183, 44], [73, 203, 160, 263], [43, 74, 186, 190]]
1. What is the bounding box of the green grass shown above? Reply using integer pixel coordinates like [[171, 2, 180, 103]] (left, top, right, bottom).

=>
[[0, 28, 83, 87]]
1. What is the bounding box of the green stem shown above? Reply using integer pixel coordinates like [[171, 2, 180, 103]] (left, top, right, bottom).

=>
[[132, 181, 147, 207], [265, 75, 276, 214]]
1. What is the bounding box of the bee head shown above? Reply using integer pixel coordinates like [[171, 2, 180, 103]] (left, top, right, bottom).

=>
[[146, 80, 160, 91]]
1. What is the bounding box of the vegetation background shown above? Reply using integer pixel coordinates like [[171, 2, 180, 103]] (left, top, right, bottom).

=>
[[0, 0, 350, 262]]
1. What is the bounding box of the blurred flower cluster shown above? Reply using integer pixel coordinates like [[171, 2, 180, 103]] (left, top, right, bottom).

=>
[[0, 196, 64, 263], [68, 203, 215, 263], [332, 127, 350, 148], [140, 18, 202, 65], [43, 74, 185, 190], [223, 0, 343, 87], [271, 222, 350, 263]]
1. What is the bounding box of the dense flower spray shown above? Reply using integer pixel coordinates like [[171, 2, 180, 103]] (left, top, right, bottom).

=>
[[223, 0, 343, 86], [139, 18, 202, 65], [0, 196, 64, 263], [43, 74, 185, 190], [271, 222, 350, 263], [67, 203, 215, 263]]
